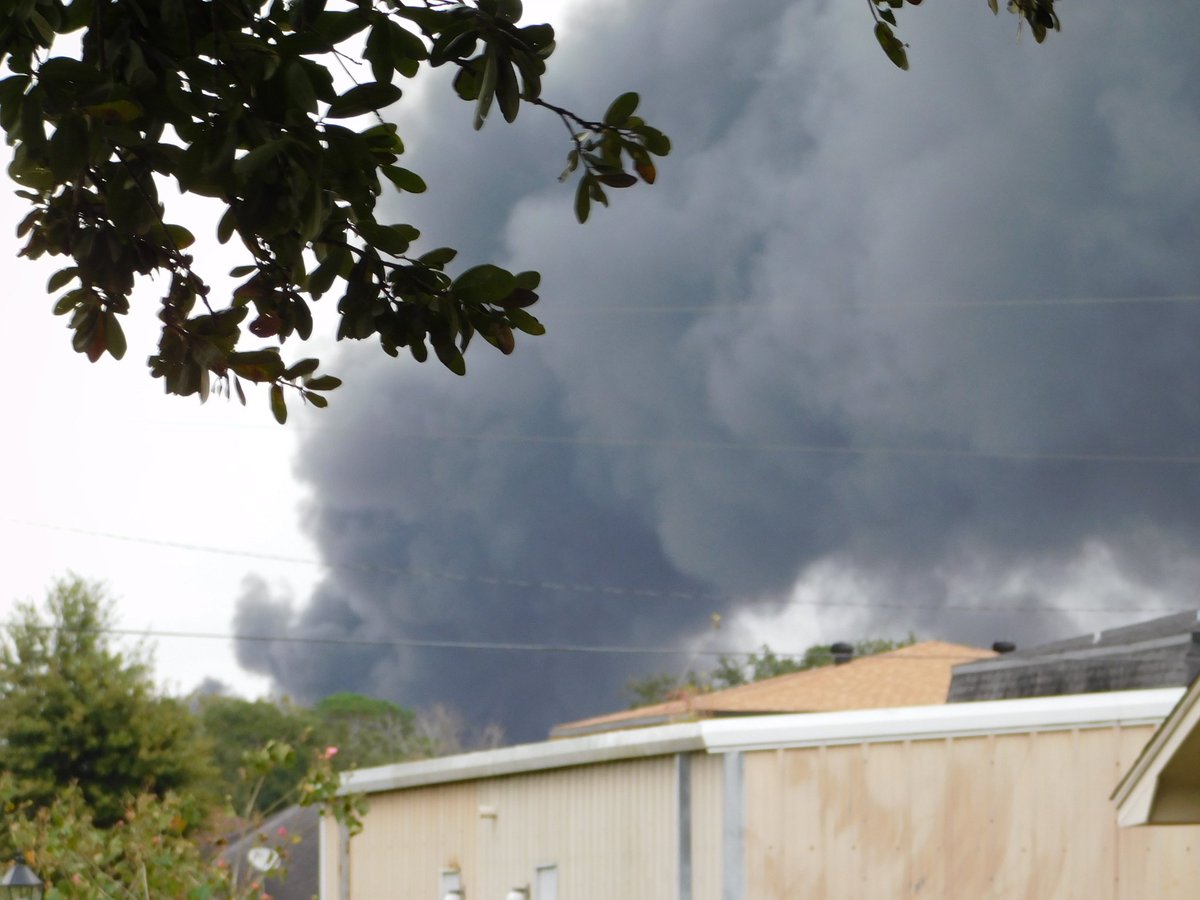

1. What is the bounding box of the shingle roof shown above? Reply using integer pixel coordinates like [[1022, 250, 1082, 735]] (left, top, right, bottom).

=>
[[949, 610, 1200, 703], [221, 805, 320, 900], [551, 640, 995, 739]]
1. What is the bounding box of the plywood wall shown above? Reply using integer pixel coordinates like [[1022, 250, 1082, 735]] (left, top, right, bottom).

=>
[[741, 725, 1200, 899]]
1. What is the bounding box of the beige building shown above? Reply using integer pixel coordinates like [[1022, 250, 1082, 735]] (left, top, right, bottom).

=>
[[320, 688, 1196, 899]]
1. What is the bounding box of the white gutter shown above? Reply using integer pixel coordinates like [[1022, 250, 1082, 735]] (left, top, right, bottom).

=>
[[340, 688, 1183, 796], [341, 721, 705, 794], [700, 688, 1183, 752]]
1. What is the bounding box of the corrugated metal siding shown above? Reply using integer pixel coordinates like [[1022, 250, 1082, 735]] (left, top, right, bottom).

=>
[[689, 751, 724, 900], [345, 757, 677, 899], [337, 721, 1200, 899], [347, 779, 480, 898], [742, 724, 1200, 898]]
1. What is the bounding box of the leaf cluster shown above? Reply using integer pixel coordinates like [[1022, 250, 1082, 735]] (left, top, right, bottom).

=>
[[869, 0, 1061, 71], [0, 0, 668, 421]]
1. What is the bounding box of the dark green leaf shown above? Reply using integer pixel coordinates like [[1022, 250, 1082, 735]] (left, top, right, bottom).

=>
[[229, 350, 285, 383], [574, 176, 591, 223], [270, 384, 288, 424], [365, 20, 395, 85], [637, 126, 672, 157], [327, 82, 403, 119], [105, 311, 127, 360], [507, 308, 545, 335], [47, 267, 78, 292], [597, 171, 638, 188], [419, 247, 458, 268], [874, 22, 909, 70], [604, 91, 639, 127], [310, 10, 371, 45], [495, 59, 520, 123], [475, 51, 498, 130], [217, 208, 237, 244], [434, 341, 467, 375], [358, 221, 419, 256], [513, 270, 541, 291], [283, 358, 320, 379], [381, 165, 427, 193], [47, 115, 88, 180], [452, 264, 516, 304], [164, 224, 196, 249], [303, 374, 343, 391], [52, 291, 80, 315]]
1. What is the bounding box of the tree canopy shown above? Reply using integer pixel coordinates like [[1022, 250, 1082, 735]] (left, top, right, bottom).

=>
[[624, 636, 918, 707], [0, 0, 1063, 422], [194, 689, 454, 816], [0, 0, 669, 422], [0, 575, 211, 828]]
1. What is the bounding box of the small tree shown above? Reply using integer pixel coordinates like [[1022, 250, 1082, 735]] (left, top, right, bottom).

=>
[[0, 576, 211, 828]]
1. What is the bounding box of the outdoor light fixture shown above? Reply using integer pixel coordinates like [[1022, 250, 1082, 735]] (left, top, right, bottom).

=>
[[505, 887, 530, 900], [0, 857, 43, 900]]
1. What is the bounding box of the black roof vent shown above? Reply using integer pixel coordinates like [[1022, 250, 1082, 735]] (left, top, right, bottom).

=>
[[831, 642, 854, 665], [992, 641, 1017, 654]]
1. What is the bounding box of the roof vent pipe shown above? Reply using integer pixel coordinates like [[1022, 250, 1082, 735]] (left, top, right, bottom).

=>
[[992, 641, 1016, 654], [830, 642, 854, 665]]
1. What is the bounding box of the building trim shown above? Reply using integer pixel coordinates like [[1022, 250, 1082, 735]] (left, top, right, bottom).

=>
[[676, 753, 692, 900], [340, 689, 1182, 796], [721, 751, 743, 900], [700, 688, 1181, 753], [1113, 678, 1200, 826]]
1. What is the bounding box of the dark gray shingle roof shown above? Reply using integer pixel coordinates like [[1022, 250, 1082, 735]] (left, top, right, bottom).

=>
[[948, 610, 1200, 702], [222, 804, 320, 900]]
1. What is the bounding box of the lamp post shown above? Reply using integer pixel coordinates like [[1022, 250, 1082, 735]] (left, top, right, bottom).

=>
[[0, 857, 43, 900]]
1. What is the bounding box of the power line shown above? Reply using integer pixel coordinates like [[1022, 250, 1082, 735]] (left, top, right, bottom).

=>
[[21, 623, 1001, 662], [100, 423, 1200, 467], [549, 292, 1200, 316], [9, 519, 1193, 617]]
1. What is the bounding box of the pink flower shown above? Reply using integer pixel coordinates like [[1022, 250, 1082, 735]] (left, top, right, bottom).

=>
[[323, 746, 338, 759], [277, 826, 288, 837]]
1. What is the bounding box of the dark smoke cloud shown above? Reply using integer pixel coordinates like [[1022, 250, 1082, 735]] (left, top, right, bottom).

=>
[[235, 0, 1200, 740]]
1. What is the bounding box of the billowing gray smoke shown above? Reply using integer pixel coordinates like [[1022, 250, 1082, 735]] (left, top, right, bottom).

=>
[[235, 0, 1200, 741]]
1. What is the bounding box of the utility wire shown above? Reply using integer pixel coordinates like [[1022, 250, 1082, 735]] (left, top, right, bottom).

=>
[[21, 623, 1002, 662], [97, 423, 1200, 468], [548, 292, 1200, 316], [9, 519, 1193, 617]]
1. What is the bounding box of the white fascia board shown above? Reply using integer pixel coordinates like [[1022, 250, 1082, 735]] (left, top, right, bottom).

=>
[[699, 688, 1184, 753], [1113, 678, 1200, 825], [340, 689, 1183, 796], [340, 722, 706, 795]]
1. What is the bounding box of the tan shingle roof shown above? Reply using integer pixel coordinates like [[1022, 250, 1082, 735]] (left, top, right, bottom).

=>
[[550, 640, 995, 739]]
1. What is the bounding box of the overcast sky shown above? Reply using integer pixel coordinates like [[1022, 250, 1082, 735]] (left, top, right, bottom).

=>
[[5, 0, 1200, 742]]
